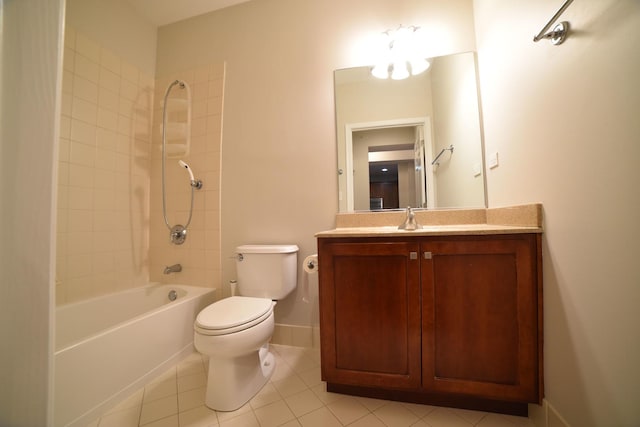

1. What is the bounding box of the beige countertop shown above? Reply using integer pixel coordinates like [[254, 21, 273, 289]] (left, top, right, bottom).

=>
[[316, 203, 543, 238], [315, 224, 542, 238]]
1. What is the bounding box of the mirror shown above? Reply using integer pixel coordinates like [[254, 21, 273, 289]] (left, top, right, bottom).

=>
[[335, 51, 487, 212]]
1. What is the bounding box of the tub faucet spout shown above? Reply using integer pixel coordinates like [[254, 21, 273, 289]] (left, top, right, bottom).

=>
[[164, 264, 182, 274]]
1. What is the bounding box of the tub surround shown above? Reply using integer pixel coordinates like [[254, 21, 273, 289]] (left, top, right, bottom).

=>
[[319, 203, 542, 237], [56, 27, 155, 305], [56, 26, 225, 305], [149, 64, 225, 289]]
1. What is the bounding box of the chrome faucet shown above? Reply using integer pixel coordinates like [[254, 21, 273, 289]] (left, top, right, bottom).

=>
[[164, 264, 182, 274], [398, 207, 422, 230]]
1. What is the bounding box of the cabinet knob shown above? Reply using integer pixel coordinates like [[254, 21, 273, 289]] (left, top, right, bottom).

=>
[[424, 252, 432, 259], [410, 252, 418, 260]]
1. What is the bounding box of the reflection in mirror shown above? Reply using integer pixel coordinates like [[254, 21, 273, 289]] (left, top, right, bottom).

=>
[[335, 52, 487, 212], [348, 120, 428, 211], [361, 128, 421, 210]]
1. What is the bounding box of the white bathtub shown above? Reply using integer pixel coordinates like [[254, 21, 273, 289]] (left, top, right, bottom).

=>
[[54, 283, 216, 427]]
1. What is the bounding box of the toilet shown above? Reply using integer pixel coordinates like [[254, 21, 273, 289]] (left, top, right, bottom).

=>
[[194, 244, 299, 411]]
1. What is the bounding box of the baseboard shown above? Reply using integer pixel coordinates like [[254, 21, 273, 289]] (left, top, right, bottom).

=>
[[271, 323, 320, 348], [529, 399, 571, 427]]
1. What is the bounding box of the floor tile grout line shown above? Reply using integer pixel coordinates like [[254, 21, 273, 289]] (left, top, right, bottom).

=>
[[341, 406, 376, 427], [473, 412, 489, 426], [91, 345, 534, 427], [138, 366, 178, 427], [136, 377, 148, 427], [271, 346, 340, 426]]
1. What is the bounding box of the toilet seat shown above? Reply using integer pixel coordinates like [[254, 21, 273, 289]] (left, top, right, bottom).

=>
[[195, 296, 274, 336]]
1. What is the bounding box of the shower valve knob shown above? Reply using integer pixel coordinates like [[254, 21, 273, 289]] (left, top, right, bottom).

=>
[[170, 224, 187, 245]]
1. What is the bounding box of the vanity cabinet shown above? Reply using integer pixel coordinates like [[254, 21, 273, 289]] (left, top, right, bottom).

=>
[[317, 233, 543, 414], [318, 241, 422, 390]]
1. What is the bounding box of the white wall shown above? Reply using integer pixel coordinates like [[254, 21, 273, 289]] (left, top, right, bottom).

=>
[[0, 0, 64, 425], [156, 0, 477, 326], [473, 1, 640, 426]]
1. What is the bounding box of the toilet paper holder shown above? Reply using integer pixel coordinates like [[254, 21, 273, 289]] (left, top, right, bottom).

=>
[[303, 254, 318, 273]]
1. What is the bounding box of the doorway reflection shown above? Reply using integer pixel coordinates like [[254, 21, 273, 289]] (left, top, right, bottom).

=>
[[353, 126, 425, 210]]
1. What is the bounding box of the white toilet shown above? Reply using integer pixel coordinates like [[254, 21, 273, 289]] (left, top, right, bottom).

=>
[[194, 244, 298, 411]]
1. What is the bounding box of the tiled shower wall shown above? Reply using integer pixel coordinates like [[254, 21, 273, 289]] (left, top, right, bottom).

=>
[[57, 28, 154, 304], [149, 67, 224, 288], [56, 28, 224, 304]]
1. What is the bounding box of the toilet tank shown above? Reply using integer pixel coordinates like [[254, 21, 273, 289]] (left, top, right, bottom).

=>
[[235, 244, 299, 300]]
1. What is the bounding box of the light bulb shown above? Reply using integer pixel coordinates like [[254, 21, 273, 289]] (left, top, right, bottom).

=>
[[410, 58, 430, 75], [391, 61, 409, 80], [371, 63, 389, 79]]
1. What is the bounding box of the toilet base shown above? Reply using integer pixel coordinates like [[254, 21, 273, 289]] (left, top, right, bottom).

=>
[[204, 344, 276, 411]]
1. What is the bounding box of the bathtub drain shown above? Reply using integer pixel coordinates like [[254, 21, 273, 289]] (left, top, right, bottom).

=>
[[168, 290, 178, 301]]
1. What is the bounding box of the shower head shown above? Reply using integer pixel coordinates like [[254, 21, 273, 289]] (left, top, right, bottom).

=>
[[178, 160, 195, 182], [178, 160, 203, 190]]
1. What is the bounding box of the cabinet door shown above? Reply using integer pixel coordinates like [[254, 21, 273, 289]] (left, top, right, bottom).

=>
[[319, 240, 421, 389], [421, 236, 540, 402]]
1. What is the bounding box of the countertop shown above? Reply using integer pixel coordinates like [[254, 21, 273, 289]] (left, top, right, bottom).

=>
[[316, 203, 543, 238], [315, 224, 542, 238]]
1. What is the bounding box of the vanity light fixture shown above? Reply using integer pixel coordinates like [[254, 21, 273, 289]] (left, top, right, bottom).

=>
[[371, 25, 430, 80]]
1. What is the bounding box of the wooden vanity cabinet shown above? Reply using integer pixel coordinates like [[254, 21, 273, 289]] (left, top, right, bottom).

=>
[[317, 241, 422, 389], [420, 236, 541, 403], [318, 233, 542, 414]]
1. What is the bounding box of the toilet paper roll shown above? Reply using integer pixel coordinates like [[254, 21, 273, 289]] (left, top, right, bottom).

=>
[[301, 254, 318, 304], [303, 254, 319, 274]]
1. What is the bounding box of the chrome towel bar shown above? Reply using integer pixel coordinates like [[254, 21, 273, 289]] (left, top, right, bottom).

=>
[[431, 145, 454, 166], [533, 0, 574, 45]]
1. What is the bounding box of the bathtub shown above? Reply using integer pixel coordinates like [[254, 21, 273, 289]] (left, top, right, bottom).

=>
[[54, 283, 216, 427]]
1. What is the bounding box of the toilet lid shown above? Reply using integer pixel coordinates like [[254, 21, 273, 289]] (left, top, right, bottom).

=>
[[195, 296, 273, 334]]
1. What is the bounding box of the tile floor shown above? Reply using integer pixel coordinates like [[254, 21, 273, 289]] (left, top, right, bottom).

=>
[[88, 344, 534, 427]]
